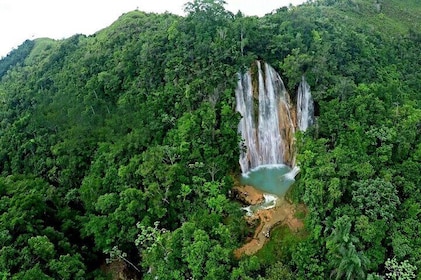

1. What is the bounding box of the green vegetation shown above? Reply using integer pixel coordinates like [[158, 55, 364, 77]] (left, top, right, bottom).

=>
[[256, 225, 306, 266], [0, 40, 35, 79], [1, 0, 420, 278]]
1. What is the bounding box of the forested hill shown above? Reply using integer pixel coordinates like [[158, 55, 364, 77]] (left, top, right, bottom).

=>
[[1, 0, 420, 279]]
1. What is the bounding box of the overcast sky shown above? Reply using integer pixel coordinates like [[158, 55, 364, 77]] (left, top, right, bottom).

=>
[[0, 0, 307, 58]]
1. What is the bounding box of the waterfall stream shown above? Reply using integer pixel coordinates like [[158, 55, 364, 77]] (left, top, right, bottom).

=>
[[297, 76, 315, 132], [236, 61, 314, 198]]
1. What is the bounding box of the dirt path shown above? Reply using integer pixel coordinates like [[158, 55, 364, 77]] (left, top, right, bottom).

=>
[[233, 185, 304, 258]]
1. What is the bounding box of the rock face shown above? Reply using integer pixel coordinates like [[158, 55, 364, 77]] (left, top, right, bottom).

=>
[[235, 61, 296, 173], [233, 185, 264, 205]]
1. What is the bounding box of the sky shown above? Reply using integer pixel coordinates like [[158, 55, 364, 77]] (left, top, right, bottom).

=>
[[0, 0, 307, 58]]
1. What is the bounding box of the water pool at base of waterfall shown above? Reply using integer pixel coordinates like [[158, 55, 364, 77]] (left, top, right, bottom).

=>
[[240, 164, 298, 197]]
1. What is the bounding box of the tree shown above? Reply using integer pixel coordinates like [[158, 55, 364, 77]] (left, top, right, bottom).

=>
[[327, 215, 369, 280], [384, 257, 417, 280], [0, 176, 88, 278], [331, 242, 369, 280], [352, 179, 400, 222]]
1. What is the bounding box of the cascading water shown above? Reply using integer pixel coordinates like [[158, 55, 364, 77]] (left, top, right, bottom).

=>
[[236, 61, 295, 174], [297, 76, 315, 132], [236, 61, 298, 197]]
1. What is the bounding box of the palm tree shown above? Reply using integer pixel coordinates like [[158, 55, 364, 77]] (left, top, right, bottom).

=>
[[327, 215, 370, 280], [326, 215, 358, 253], [331, 242, 369, 280]]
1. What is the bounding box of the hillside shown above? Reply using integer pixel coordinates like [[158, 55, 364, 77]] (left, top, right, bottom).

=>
[[1, 0, 420, 279]]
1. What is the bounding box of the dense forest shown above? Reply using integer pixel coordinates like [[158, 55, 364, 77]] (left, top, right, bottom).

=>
[[1, 0, 420, 279]]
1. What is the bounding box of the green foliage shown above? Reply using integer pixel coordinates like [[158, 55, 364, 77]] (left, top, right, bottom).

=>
[[0, 40, 35, 79], [137, 220, 237, 279], [352, 179, 400, 222], [260, 261, 294, 280], [0, 176, 88, 279], [330, 242, 369, 280], [256, 225, 305, 267], [385, 257, 417, 280], [1, 0, 421, 278]]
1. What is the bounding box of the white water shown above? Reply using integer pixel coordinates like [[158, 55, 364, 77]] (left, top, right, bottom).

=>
[[236, 61, 294, 174], [285, 166, 300, 180], [242, 194, 278, 216], [297, 76, 315, 132]]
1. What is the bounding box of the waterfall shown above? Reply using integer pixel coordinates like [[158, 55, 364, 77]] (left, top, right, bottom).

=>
[[236, 61, 295, 174], [297, 76, 315, 132], [235, 61, 314, 205]]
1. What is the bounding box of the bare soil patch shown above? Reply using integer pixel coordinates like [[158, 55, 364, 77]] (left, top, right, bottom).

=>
[[234, 186, 305, 258]]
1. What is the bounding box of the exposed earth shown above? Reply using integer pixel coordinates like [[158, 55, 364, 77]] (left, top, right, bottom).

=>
[[233, 185, 305, 258]]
